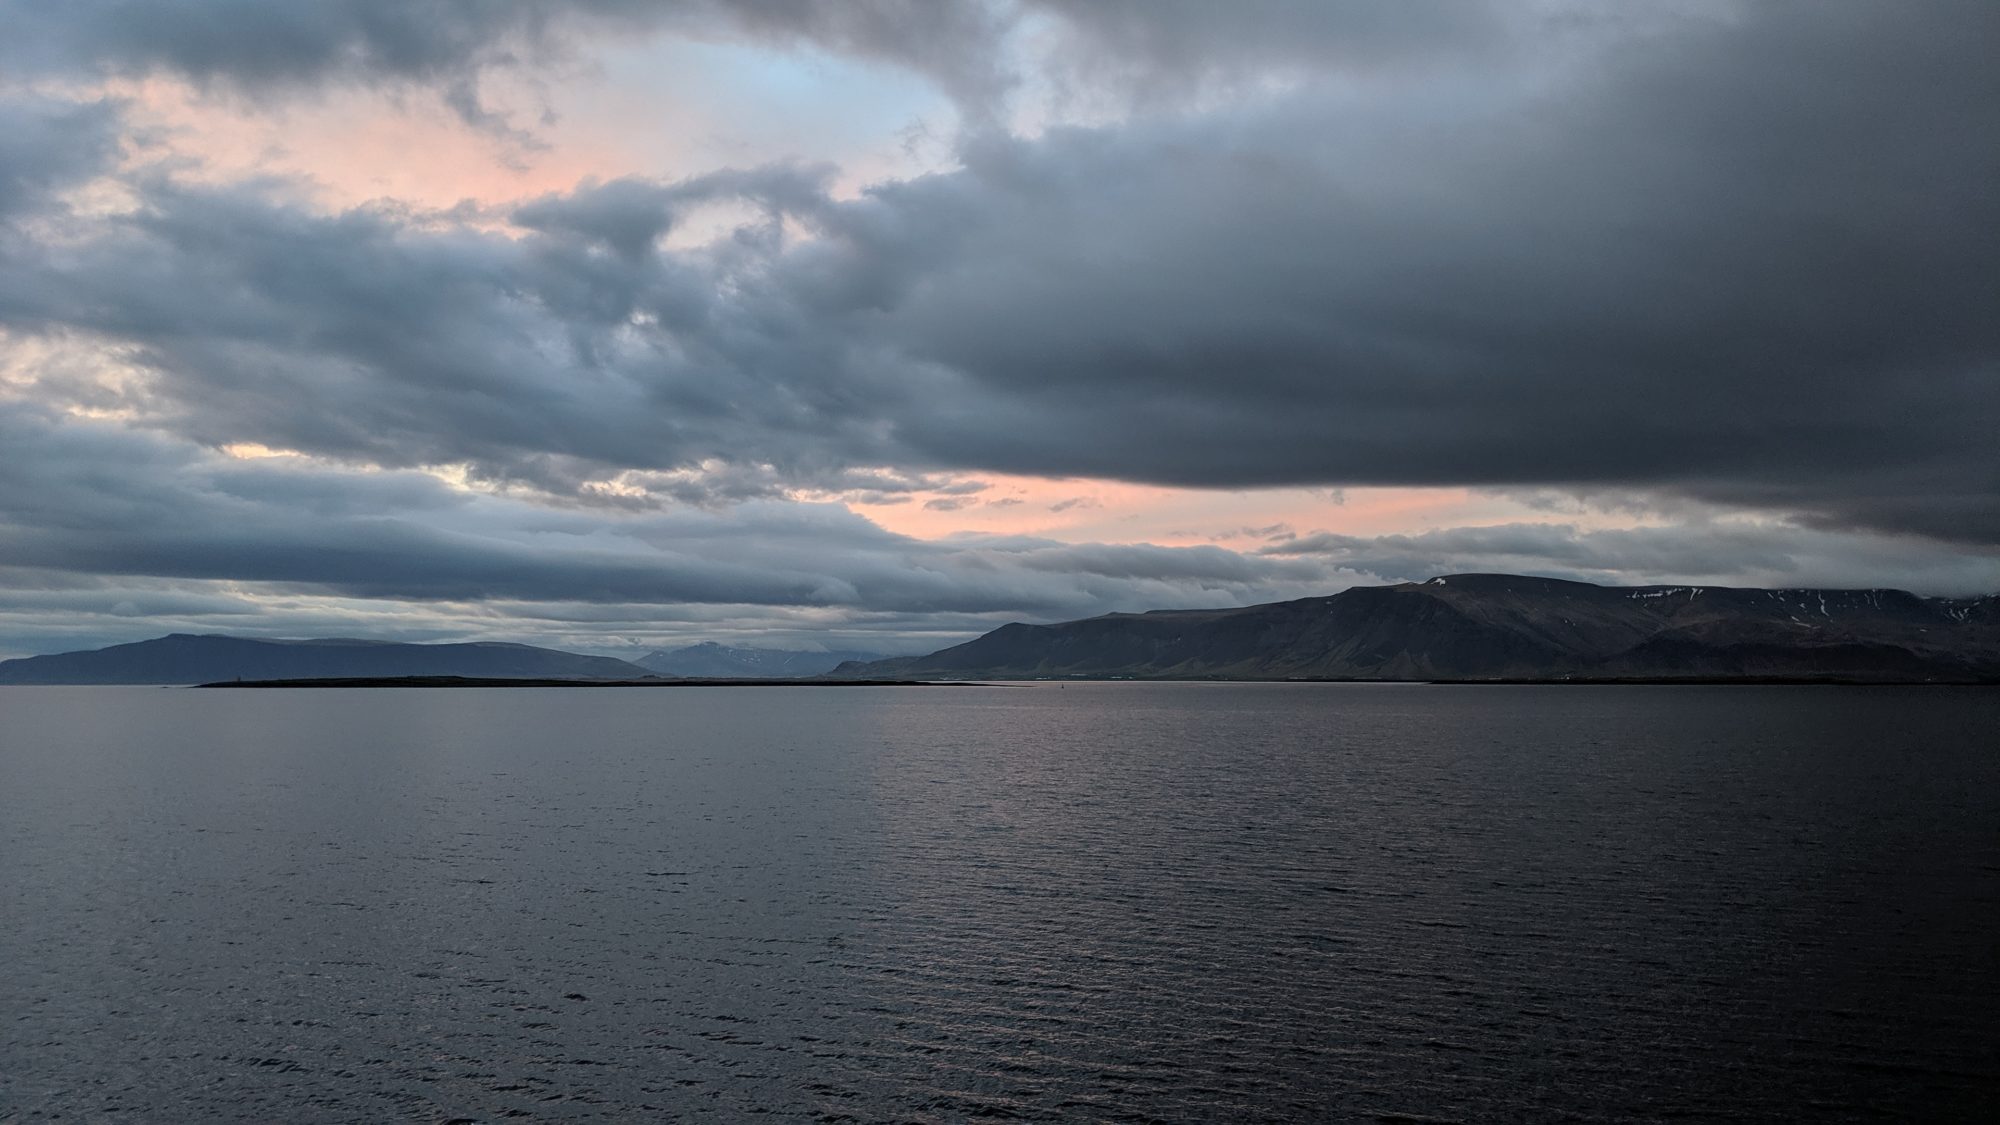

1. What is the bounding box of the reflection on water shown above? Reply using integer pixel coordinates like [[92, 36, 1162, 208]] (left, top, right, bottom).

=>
[[2, 683, 1997, 1120]]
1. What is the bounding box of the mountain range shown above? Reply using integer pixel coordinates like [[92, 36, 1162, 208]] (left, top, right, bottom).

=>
[[833, 574, 2000, 683], [0, 634, 648, 685], [7, 576, 1998, 685], [0, 634, 897, 685]]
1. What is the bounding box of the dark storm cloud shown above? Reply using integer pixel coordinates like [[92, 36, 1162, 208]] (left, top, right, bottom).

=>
[[0, 150, 946, 495], [0, 0, 1997, 637], [0, 97, 121, 220], [510, 164, 836, 260], [0, 405, 1332, 622], [3, 401, 1988, 663], [0, 0, 595, 89], [1261, 520, 2000, 598], [10, 0, 1987, 545], [4, 171, 799, 490], [872, 0, 2000, 538], [512, 177, 682, 262], [0, 1, 1495, 124], [1022, 0, 1507, 105], [0, 0, 1015, 134]]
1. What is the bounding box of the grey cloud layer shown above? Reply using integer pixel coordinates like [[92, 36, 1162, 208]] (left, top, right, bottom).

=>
[[0, 0, 1016, 133], [5, 0, 1990, 543], [0, 403, 1338, 620], [2, 404, 1991, 662], [0, 0, 1995, 650], [0, 1, 1495, 120], [1262, 521, 2000, 599], [0, 97, 121, 221]]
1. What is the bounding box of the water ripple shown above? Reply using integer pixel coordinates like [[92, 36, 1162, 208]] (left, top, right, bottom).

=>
[[2, 683, 1997, 1121]]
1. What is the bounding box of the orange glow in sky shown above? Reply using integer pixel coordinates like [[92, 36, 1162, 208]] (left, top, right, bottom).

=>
[[80, 70, 1613, 562], [849, 476, 1547, 548], [113, 76, 622, 210]]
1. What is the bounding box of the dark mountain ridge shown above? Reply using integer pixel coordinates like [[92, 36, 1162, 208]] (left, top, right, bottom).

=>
[[834, 574, 2000, 682], [0, 634, 648, 685]]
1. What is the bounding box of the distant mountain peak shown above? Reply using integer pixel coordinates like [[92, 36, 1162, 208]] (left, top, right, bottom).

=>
[[0, 634, 648, 685], [835, 574, 2000, 683]]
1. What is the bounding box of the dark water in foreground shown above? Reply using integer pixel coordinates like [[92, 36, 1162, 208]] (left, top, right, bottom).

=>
[[2, 683, 1997, 1122]]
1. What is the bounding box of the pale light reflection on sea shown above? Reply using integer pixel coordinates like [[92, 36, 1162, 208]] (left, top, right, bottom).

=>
[[2, 683, 1997, 1121]]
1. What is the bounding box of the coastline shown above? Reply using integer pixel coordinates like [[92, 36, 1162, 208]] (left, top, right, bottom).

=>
[[194, 676, 974, 688]]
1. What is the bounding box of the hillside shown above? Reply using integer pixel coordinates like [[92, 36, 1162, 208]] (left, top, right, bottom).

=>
[[834, 574, 2000, 683], [0, 634, 649, 685]]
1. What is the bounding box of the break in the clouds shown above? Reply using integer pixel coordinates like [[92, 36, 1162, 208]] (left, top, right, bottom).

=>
[[0, 401, 1353, 656], [0, 1, 1996, 654]]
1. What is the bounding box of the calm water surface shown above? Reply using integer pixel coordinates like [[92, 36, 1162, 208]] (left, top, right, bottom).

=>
[[2, 683, 1997, 1122]]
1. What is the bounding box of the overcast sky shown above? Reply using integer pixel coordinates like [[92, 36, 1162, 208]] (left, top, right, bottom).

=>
[[1, 0, 1995, 658]]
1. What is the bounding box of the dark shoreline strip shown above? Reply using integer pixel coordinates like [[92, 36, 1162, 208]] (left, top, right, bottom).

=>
[[1426, 676, 1998, 686], [194, 676, 971, 689], [189, 674, 1994, 688]]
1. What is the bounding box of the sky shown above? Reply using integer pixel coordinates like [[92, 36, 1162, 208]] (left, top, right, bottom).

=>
[[0, 0, 1995, 660]]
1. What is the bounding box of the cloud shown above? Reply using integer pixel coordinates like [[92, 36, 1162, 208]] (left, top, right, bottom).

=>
[[1020, 0, 1510, 111], [0, 97, 122, 220], [0, 1, 1997, 655], [0, 2, 1518, 131], [2, 1, 591, 90], [0, 0, 1017, 136], [1261, 520, 2000, 598], [1, 400, 1991, 661], [867, 2, 2000, 543], [9, 1, 1990, 545], [7, 1, 1484, 131], [0, 404, 1346, 637]]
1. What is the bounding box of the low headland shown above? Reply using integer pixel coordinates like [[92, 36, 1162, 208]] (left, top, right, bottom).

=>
[[195, 675, 954, 689]]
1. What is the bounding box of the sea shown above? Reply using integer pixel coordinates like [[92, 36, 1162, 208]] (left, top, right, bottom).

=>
[[2, 682, 1997, 1122]]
